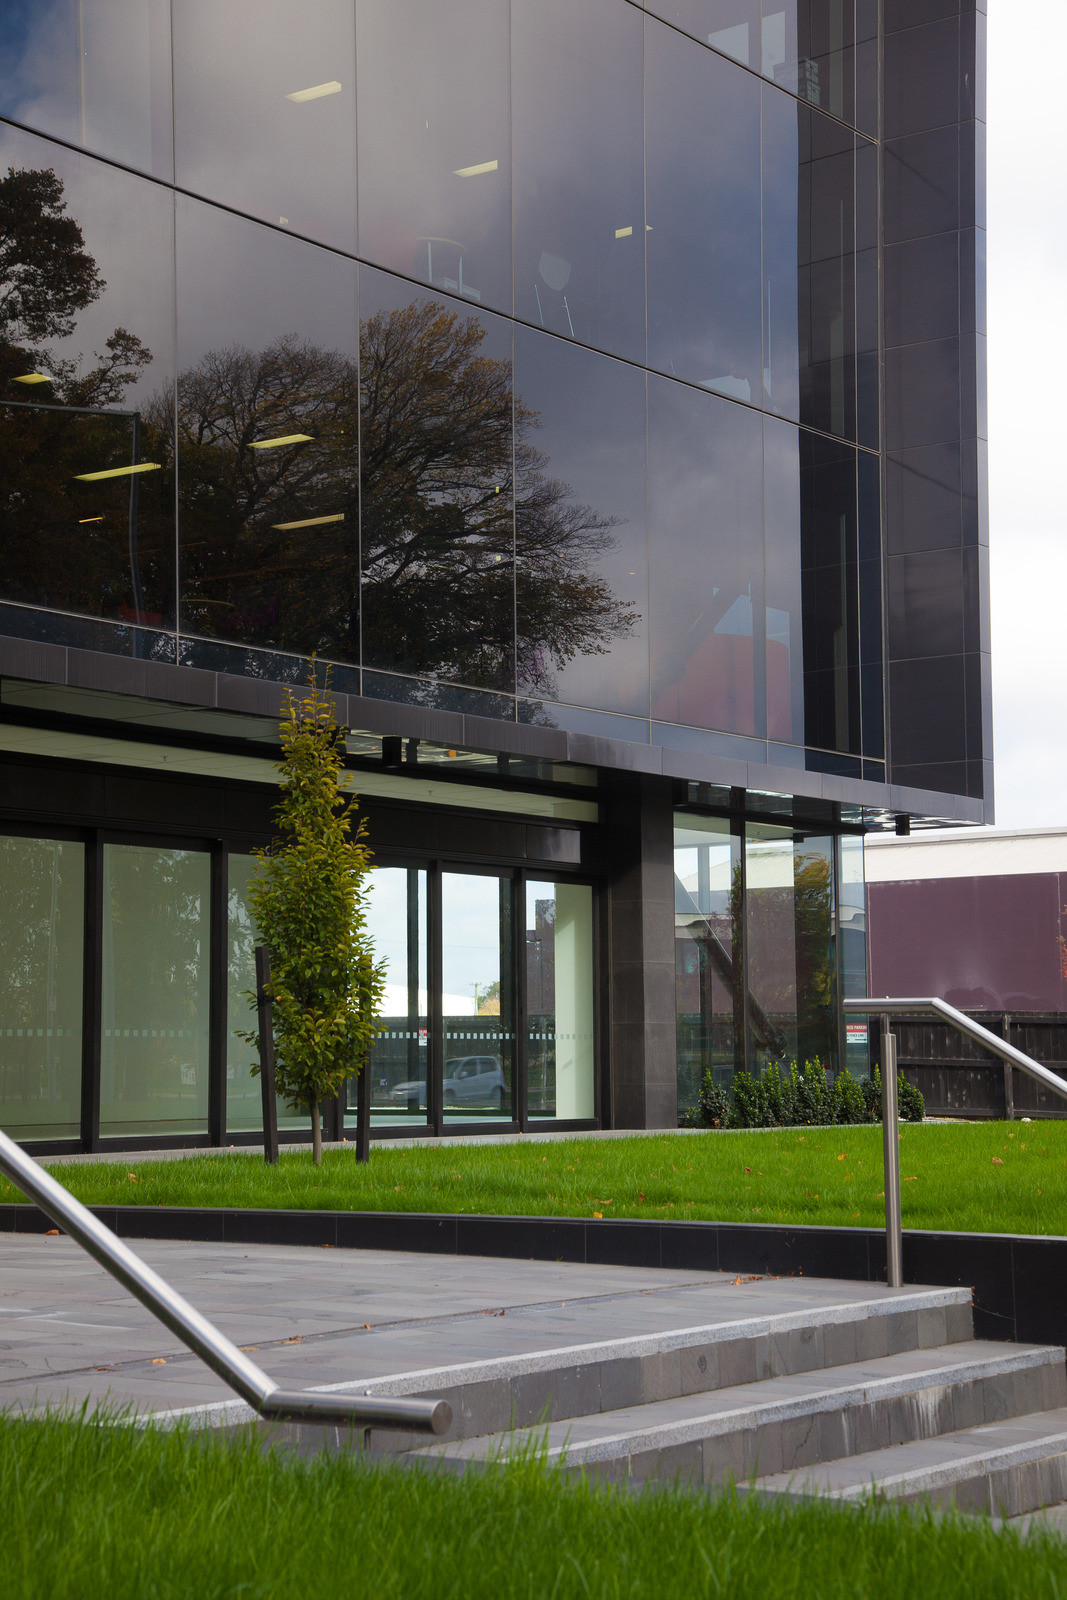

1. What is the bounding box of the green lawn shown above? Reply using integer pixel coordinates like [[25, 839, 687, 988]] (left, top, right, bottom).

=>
[[4, 1120, 1065, 1236], [0, 1412, 1062, 1600]]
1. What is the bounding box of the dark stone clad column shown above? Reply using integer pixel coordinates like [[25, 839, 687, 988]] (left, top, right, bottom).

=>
[[602, 772, 678, 1129]]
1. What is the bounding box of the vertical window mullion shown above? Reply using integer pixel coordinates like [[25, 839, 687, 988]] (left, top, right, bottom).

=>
[[80, 833, 103, 1153], [208, 841, 227, 1147], [428, 860, 443, 1136]]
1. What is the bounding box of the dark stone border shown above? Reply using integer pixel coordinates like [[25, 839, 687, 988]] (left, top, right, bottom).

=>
[[1, 1204, 1062, 1348]]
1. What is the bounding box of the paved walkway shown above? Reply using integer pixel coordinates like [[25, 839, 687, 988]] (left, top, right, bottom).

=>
[[0, 1231, 906, 1422]]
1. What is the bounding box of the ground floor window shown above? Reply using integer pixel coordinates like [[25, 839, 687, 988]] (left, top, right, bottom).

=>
[[0, 834, 84, 1140], [227, 855, 597, 1140], [0, 829, 599, 1149], [100, 844, 211, 1140], [675, 809, 867, 1120]]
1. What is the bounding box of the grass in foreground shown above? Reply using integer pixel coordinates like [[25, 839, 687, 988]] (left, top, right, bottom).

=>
[[7, 1120, 1067, 1236], [1, 1412, 1062, 1600]]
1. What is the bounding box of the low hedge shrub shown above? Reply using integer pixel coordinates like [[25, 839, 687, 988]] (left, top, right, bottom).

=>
[[684, 1061, 925, 1131]]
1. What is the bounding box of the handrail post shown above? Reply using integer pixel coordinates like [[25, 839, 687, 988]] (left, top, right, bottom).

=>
[[881, 1016, 904, 1289]]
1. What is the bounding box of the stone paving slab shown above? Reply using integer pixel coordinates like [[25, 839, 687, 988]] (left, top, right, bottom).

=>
[[0, 1232, 953, 1421]]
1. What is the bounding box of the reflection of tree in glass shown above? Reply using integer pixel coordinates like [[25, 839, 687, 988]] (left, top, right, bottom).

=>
[[0, 167, 169, 624], [164, 300, 632, 691], [793, 851, 835, 1066]]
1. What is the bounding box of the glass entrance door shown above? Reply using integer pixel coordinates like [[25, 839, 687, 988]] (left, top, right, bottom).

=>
[[441, 870, 514, 1124], [366, 866, 429, 1129]]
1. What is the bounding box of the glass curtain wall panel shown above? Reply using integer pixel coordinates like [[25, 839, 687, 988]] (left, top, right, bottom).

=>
[[358, 265, 515, 698], [763, 418, 806, 745], [174, 198, 359, 666], [511, 0, 644, 363], [801, 432, 861, 755], [745, 824, 837, 1076], [359, 865, 430, 1131], [838, 832, 869, 1075], [225, 853, 309, 1137], [645, 13, 762, 399], [0, 835, 83, 1140], [0, 126, 176, 647], [441, 871, 514, 1123], [761, 85, 803, 423], [799, 109, 856, 444], [644, 3, 873, 132], [173, 0, 356, 253], [100, 844, 210, 1138], [674, 817, 740, 1119], [356, 0, 511, 316], [512, 329, 649, 717], [0, 0, 173, 178], [525, 880, 595, 1122], [648, 378, 765, 735]]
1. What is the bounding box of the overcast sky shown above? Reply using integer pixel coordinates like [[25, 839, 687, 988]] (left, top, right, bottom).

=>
[[986, 1, 1067, 827]]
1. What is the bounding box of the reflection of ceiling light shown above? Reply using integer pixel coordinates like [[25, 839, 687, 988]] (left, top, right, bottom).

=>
[[286, 81, 341, 102], [453, 160, 498, 177], [271, 512, 345, 530], [249, 433, 314, 449], [614, 226, 633, 239], [74, 462, 161, 481], [79, 516, 105, 524], [12, 371, 52, 384]]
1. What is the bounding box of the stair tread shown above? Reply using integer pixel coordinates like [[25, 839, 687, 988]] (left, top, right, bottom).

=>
[[412, 1340, 1064, 1463], [750, 1406, 1067, 1499], [307, 1283, 973, 1402]]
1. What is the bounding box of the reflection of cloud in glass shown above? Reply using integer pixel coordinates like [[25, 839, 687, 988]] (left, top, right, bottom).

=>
[[0, 0, 172, 178]]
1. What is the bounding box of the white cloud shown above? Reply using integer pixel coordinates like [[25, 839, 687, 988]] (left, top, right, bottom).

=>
[[987, 1, 1067, 824]]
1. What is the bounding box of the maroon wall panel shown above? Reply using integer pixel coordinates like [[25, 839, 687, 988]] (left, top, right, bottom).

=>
[[867, 873, 1067, 1012]]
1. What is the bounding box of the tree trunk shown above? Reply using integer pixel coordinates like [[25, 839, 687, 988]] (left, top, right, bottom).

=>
[[310, 1094, 322, 1165], [356, 1059, 370, 1164]]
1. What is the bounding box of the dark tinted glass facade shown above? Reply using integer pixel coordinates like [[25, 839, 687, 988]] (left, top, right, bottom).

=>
[[0, 5, 988, 1150], [0, 0, 973, 790]]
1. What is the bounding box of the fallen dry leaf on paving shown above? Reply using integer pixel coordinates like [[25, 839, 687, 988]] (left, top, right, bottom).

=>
[[992, 1157, 1004, 1165], [151, 1359, 166, 1366]]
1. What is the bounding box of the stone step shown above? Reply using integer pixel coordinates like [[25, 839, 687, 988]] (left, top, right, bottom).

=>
[[304, 1283, 974, 1448], [407, 1340, 1066, 1482], [749, 1406, 1067, 1519]]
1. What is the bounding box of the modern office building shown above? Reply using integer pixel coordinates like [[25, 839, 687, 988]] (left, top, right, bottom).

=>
[[0, 1, 987, 1151]]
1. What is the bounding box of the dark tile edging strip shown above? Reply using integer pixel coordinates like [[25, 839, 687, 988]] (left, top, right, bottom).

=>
[[0, 1205, 1062, 1348]]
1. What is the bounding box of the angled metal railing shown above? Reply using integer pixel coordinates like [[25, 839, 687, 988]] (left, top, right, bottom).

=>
[[843, 997, 1067, 1290], [0, 1126, 450, 1435]]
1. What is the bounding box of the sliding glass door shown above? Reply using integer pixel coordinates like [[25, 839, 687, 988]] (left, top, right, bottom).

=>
[[365, 865, 429, 1129], [441, 870, 514, 1125]]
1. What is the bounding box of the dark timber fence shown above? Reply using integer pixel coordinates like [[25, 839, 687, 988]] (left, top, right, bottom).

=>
[[882, 1012, 1067, 1120]]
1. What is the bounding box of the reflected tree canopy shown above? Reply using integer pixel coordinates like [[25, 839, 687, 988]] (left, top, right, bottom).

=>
[[167, 299, 633, 695], [0, 167, 634, 694], [0, 166, 170, 626]]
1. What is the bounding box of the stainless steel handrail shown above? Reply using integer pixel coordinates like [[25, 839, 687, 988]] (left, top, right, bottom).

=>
[[0, 1126, 450, 1434], [843, 997, 1067, 1290]]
